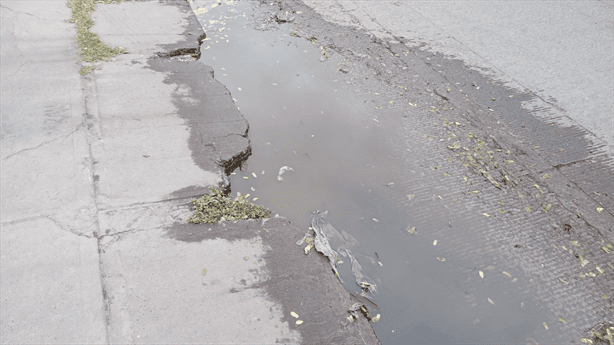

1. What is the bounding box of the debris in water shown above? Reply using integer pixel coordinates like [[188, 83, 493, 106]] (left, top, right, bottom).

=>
[[579, 251, 589, 267], [406, 226, 416, 234], [488, 297, 495, 305], [447, 142, 461, 150], [347, 248, 377, 294], [277, 166, 295, 181], [304, 243, 314, 255], [309, 211, 341, 277], [479, 271, 484, 278], [597, 207, 604, 214], [201, 268, 207, 276]]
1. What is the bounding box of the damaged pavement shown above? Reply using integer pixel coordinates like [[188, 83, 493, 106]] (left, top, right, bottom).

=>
[[1, 0, 379, 343]]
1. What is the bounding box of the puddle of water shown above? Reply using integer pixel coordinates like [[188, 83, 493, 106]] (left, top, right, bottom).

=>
[[192, 1, 569, 343]]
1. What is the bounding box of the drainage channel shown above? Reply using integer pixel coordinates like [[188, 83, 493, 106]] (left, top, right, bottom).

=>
[[190, 1, 575, 343]]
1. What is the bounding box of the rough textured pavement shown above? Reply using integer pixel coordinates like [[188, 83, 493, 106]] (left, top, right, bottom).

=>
[[1, 1, 380, 343]]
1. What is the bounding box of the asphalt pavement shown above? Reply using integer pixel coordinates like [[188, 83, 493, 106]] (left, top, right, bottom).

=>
[[1, 1, 380, 343]]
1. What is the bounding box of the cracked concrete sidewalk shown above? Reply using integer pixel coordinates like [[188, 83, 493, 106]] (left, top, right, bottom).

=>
[[0, 1, 380, 343]]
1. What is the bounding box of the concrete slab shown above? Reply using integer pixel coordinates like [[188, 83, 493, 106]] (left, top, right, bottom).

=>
[[100, 226, 299, 343], [1, 219, 106, 343], [90, 56, 220, 208], [99, 217, 379, 343], [91, 0, 202, 56], [1, 2, 105, 342], [1, 0, 94, 227]]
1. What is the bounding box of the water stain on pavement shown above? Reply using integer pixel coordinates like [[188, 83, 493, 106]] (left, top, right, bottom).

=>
[[189, 0, 613, 343]]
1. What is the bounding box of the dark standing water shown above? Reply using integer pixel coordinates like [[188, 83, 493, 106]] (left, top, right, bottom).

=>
[[191, 1, 568, 343]]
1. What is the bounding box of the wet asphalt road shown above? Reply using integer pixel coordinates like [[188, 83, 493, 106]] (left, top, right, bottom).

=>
[[190, 0, 613, 343]]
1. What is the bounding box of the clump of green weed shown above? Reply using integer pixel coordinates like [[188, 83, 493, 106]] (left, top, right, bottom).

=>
[[188, 186, 271, 224], [66, 0, 131, 75]]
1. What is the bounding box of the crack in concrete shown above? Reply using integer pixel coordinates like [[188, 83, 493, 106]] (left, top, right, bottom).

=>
[[78, 45, 111, 343], [45, 215, 95, 239], [0, 4, 55, 21], [0, 215, 50, 226], [97, 196, 194, 212], [4, 125, 82, 160]]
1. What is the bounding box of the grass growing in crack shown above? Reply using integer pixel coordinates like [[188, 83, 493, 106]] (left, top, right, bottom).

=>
[[188, 187, 271, 224], [66, 0, 131, 75]]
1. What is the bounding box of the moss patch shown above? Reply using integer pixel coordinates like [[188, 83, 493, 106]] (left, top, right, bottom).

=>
[[66, 0, 130, 75], [188, 187, 271, 224]]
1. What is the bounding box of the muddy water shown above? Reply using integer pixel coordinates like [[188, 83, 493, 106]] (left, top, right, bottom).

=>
[[191, 1, 568, 343]]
